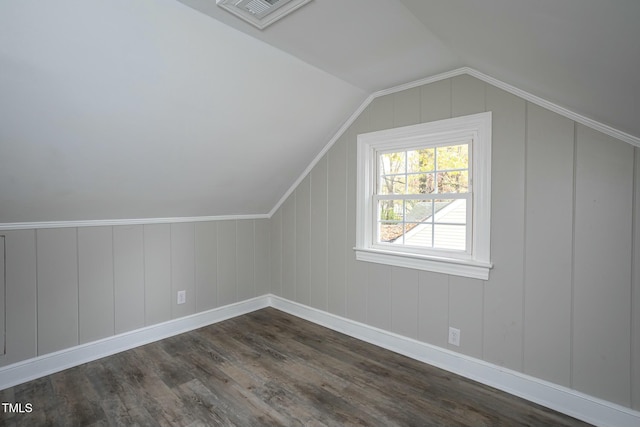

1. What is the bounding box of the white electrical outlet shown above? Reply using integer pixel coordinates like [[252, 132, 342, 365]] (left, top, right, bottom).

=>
[[177, 290, 186, 305], [448, 327, 461, 346]]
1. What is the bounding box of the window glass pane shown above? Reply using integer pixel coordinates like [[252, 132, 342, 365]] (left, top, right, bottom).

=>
[[406, 200, 434, 223], [437, 170, 469, 193], [379, 152, 406, 175], [434, 224, 466, 250], [378, 199, 403, 221], [378, 222, 403, 243], [407, 173, 434, 194], [378, 199, 404, 244], [433, 199, 453, 218], [407, 148, 434, 172], [402, 223, 433, 247], [436, 144, 468, 171], [375, 143, 469, 252], [434, 199, 466, 224], [379, 175, 406, 195]]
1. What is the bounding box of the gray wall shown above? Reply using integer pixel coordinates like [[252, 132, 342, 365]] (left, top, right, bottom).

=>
[[0, 219, 270, 366], [271, 75, 640, 410], [0, 236, 4, 355], [0, 74, 638, 412]]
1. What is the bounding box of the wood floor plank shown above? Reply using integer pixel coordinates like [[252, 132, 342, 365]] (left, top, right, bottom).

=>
[[212, 318, 417, 426], [11, 377, 62, 426], [87, 359, 159, 426], [0, 308, 591, 426], [229, 313, 476, 426], [198, 334, 335, 425], [49, 364, 106, 426]]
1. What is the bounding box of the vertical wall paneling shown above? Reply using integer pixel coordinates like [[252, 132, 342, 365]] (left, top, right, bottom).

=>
[[448, 74, 486, 360], [347, 261, 369, 324], [36, 228, 79, 355], [1, 230, 36, 365], [1, 74, 638, 414], [113, 225, 145, 334], [236, 220, 255, 301], [0, 235, 4, 354], [523, 104, 574, 387], [421, 78, 452, 122], [415, 80, 452, 349], [451, 74, 486, 116], [270, 209, 282, 296], [295, 176, 311, 306], [282, 196, 296, 301], [217, 221, 237, 306], [391, 267, 419, 339], [633, 147, 640, 410], [448, 276, 484, 358], [309, 157, 328, 310], [385, 87, 422, 337], [483, 86, 526, 370], [327, 137, 347, 316], [572, 125, 633, 406], [0, 235, 5, 355], [366, 263, 392, 330], [171, 223, 196, 319], [345, 113, 370, 323], [78, 226, 114, 344], [368, 94, 394, 132], [253, 219, 271, 297], [195, 222, 218, 311], [393, 87, 421, 127], [143, 224, 171, 326], [418, 271, 449, 348]]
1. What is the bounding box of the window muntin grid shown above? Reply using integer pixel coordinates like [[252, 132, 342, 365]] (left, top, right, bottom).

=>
[[374, 142, 471, 253]]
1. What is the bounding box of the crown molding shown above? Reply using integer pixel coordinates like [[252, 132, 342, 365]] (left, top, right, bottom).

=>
[[269, 67, 640, 217], [461, 67, 640, 148], [0, 214, 270, 231], [3, 67, 636, 227]]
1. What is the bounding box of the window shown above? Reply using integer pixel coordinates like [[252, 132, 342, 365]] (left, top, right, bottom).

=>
[[355, 112, 492, 280]]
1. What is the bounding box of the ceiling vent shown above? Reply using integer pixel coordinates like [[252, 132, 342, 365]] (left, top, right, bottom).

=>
[[217, 0, 312, 29]]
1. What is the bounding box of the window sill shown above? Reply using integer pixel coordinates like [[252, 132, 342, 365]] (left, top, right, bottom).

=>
[[354, 247, 492, 280]]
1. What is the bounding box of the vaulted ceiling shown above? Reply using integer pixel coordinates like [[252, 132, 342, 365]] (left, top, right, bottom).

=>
[[1, 0, 638, 224]]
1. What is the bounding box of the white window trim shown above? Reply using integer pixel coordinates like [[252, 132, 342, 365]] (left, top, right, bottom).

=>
[[355, 112, 493, 280]]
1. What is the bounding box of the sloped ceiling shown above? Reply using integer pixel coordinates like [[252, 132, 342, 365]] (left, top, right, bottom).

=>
[[0, 0, 367, 223], [1, 0, 638, 224], [399, 0, 640, 139], [176, 0, 461, 91]]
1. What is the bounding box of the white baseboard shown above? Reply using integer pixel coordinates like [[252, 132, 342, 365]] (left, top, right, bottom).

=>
[[2, 293, 638, 427], [268, 295, 640, 427], [0, 295, 269, 390]]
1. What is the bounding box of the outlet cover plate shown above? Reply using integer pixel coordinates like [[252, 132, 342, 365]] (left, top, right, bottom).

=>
[[177, 290, 186, 305], [448, 327, 461, 346]]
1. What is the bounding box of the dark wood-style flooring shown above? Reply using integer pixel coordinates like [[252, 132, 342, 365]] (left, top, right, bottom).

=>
[[0, 308, 591, 426]]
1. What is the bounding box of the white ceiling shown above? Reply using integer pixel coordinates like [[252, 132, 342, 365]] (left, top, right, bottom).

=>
[[400, 0, 640, 139], [176, 0, 461, 91], [0, 0, 366, 222], [1, 0, 638, 224]]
